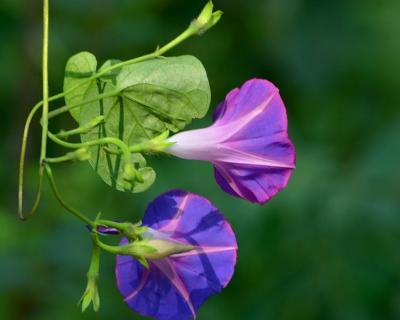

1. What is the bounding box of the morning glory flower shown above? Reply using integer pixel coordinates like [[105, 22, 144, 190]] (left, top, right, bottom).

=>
[[116, 190, 237, 320], [166, 78, 296, 204]]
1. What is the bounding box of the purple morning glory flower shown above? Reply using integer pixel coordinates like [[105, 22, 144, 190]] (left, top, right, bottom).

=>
[[116, 190, 237, 320], [166, 78, 296, 204]]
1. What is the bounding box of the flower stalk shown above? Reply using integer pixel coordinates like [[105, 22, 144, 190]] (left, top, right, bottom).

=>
[[40, 0, 49, 164]]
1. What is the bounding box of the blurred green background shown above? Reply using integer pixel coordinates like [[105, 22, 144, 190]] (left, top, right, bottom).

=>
[[1, 0, 400, 319]]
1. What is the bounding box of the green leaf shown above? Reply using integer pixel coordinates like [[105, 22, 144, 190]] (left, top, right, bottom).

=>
[[116, 55, 211, 119], [99, 59, 122, 84], [64, 52, 97, 121], [63, 54, 210, 193]]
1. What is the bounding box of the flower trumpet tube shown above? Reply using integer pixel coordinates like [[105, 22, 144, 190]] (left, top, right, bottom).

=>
[[116, 190, 237, 320], [166, 78, 296, 204]]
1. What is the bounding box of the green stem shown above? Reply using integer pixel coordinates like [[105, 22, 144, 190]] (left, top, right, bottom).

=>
[[45, 154, 76, 164], [31, 20, 201, 114], [128, 144, 147, 153], [18, 0, 59, 220], [47, 132, 83, 149], [18, 166, 44, 221], [18, 101, 45, 220], [44, 164, 94, 227], [97, 219, 127, 230], [47, 90, 120, 120], [56, 116, 104, 138], [47, 133, 131, 162], [18, 94, 67, 220], [88, 238, 101, 278], [92, 233, 122, 255], [40, 0, 49, 163], [18, 90, 115, 219], [59, 25, 197, 103], [155, 26, 196, 56], [104, 142, 151, 155]]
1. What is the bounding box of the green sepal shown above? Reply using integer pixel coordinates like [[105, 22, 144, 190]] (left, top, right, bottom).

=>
[[70, 148, 92, 162], [191, 1, 223, 35], [137, 256, 150, 269], [147, 130, 175, 153], [79, 280, 100, 313]]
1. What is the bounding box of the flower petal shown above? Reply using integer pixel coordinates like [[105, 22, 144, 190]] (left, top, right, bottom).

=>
[[116, 190, 237, 320], [212, 87, 240, 122], [116, 250, 196, 320], [212, 78, 278, 128], [214, 162, 294, 204], [211, 78, 295, 204]]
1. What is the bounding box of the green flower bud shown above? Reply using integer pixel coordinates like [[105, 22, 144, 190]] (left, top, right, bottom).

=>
[[120, 228, 194, 264], [124, 238, 193, 261], [71, 148, 92, 161], [79, 274, 100, 312], [197, 1, 214, 26], [123, 222, 148, 241], [122, 163, 144, 184], [191, 1, 223, 35], [79, 243, 100, 313]]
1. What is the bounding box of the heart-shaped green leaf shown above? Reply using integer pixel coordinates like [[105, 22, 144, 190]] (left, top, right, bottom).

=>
[[63, 53, 211, 193]]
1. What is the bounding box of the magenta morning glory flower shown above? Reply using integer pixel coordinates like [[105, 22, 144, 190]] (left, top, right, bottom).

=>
[[165, 78, 296, 205], [115, 190, 237, 320]]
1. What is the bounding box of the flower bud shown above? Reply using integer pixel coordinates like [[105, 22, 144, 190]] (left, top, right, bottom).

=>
[[124, 239, 193, 261], [197, 1, 213, 26], [191, 1, 223, 35], [79, 275, 100, 312], [79, 243, 101, 313], [67, 147, 91, 162], [122, 163, 144, 188], [119, 228, 194, 264], [123, 223, 148, 240]]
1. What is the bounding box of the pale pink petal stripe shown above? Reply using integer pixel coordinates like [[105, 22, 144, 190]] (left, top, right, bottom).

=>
[[216, 91, 278, 139], [213, 163, 246, 199], [152, 259, 196, 318], [216, 145, 295, 168], [160, 194, 191, 233], [171, 245, 238, 258], [124, 270, 150, 302]]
